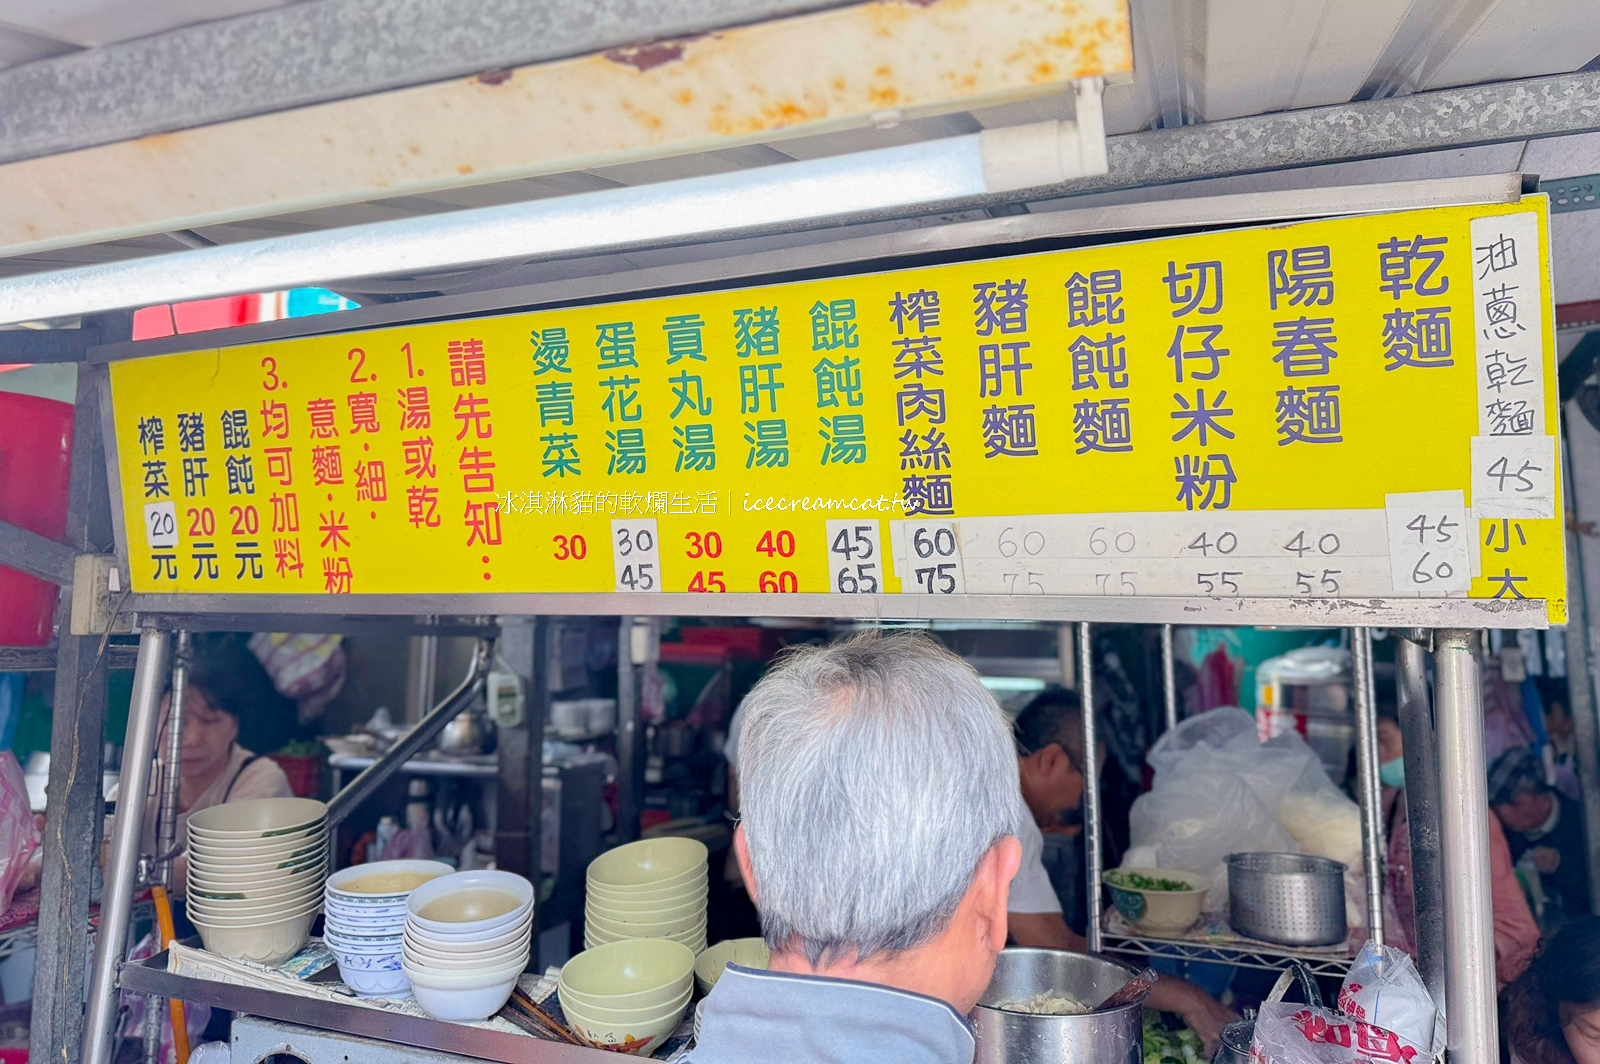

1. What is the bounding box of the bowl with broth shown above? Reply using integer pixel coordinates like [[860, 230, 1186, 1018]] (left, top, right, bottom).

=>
[[405, 870, 534, 937], [327, 860, 453, 904]]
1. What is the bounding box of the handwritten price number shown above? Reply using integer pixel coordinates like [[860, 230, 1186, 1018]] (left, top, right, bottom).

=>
[[911, 526, 959, 595], [1088, 527, 1137, 556], [553, 534, 587, 560], [615, 525, 657, 591], [1094, 572, 1136, 596], [1296, 570, 1342, 596], [1196, 571, 1242, 596], [1185, 531, 1237, 556], [144, 502, 178, 551], [996, 525, 1048, 594], [1284, 532, 1341, 556], [687, 571, 726, 593], [1402, 513, 1460, 586], [830, 524, 879, 594], [1487, 455, 1541, 494], [759, 570, 799, 592], [186, 506, 216, 537]]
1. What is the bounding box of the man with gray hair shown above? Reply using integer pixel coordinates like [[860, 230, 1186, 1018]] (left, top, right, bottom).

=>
[[685, 630, 1023, 1063]]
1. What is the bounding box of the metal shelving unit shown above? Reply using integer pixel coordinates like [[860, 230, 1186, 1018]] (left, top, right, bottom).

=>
[[1086, 624, 1380, 981]]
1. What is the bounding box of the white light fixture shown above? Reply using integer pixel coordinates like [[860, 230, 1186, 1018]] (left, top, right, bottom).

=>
[[0, 81, 1106, 327]]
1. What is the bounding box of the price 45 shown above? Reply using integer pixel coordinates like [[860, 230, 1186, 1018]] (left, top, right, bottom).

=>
[[827, 521, 881, 594]]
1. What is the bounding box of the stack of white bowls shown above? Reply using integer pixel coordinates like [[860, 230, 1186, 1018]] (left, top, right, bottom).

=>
[[186, 797, 328, 966], [323, 859, 452, 998], [585, 838, 708, 954], [402, 870, 534, 1021], [558, 938, 696, 1056]]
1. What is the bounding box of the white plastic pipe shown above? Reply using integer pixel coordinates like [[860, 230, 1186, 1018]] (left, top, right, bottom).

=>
[[0, 83, 1105, 327]]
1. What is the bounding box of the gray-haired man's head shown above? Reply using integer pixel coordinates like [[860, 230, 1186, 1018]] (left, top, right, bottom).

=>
[[733, 629, 1021, 1009]]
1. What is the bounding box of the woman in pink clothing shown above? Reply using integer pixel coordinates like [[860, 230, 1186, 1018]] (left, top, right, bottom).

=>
[[1377, 712, 1538, 989]]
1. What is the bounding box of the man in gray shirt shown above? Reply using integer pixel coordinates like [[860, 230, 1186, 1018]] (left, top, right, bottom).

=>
[[685, 631, 1024, 1064]]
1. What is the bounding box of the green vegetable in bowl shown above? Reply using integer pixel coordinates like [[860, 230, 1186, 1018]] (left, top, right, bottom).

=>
[[1144, 1013, 1204, 1064], [1108, 870, 1194, 892]]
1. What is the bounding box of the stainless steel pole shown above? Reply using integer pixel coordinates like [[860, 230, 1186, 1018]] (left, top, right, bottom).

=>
[[1395, 632, 1446, 1012], [151, 630, 191, 886], [1351, 628, 1385, 947], [1078, 621, 1103, 952], [1160, 624, 1178, 733], [1435, 629, 1498, 1064], [143, 630, 190, 1064], [83, 628, 171, 1064]]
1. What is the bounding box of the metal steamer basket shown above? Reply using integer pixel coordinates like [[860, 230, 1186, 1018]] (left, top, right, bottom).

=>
[[1226, 852, 1347, 947], [971, 949, 1144, 1064]]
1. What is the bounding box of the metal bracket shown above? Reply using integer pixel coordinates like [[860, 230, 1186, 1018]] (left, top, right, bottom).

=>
[[1542, 174, 1600, 212], [69, 555, 132, 636], [1399, 628, 1436, 652]]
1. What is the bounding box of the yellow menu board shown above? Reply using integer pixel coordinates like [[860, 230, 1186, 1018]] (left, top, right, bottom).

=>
[[109, 197, 1564, 622]]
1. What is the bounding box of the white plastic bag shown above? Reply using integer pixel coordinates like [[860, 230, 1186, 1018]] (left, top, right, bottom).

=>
[[1251, 1003, 1430, 1064], [1336, 942, 1441, 1056], [1133, 709, 1302, 911], [1129, 770, 1297, 912]]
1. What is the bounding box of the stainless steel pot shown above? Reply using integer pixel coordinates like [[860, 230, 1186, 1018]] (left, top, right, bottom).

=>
[[971, 949, 1143, 1064]]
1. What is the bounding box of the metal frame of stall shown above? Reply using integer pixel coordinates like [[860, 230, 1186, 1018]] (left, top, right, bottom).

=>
[[3, 173, 1560, 1064]]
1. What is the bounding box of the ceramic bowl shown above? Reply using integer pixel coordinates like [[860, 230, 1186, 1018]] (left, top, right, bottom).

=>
[[190, 906, 318, 966], [403, 914, 533, 955], [325, 933, 403, 956], [560, 984, 691, 1022], [584, 873, 708, 904], [189, 861, 328, 892], [325, 860, 453, 901], [559, 939, 696, 1003], [333, 954, 410, 999], [185, 832, 326, 864], [186, 884, 323, 919], [561, 998, 689, 1057], [559, 969, 692, 1013], [325, 905, 408, 928], [404, 950, 527, 1021], [1102, 868, 1211, 936], [585, 912, 704, 937], [405, 870, 534, 937], [402, 938, 528, 972], [586, 839, 708, 890], [406, 977, 520, 1023], [187, 797, 327, 840], [586, 885, 708, 916], [694, 938, 769, 994], [585, 935, 705, 957]]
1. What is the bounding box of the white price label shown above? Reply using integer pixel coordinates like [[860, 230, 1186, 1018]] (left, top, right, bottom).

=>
[[825, 520, 882, 594], [1471, 434, 1557, 519], [143, 501, 178, 551], [1385, 491, 1472, 595], [892, 520, 965, 595], [611, 519, 661, 593]]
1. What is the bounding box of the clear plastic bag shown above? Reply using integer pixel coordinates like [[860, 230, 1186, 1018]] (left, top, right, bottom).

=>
[[0, 752, 38, 910], [1251, 1003, 1430, 1064], [1133, 709, 1303, 911], [1336, 942, 1441, 1056]]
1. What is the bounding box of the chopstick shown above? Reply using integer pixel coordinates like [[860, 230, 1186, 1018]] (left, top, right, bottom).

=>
[[505, 986, 586, 1046]]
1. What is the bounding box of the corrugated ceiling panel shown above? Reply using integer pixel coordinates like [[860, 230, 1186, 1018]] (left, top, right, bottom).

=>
[[1420, 0, 1600, 90], [1195, 0, 1412, 121]]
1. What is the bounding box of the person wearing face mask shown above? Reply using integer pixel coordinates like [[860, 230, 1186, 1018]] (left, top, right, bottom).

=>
[[1376, 707, 1537, 988], [1507, 916, 1600, 1064]]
